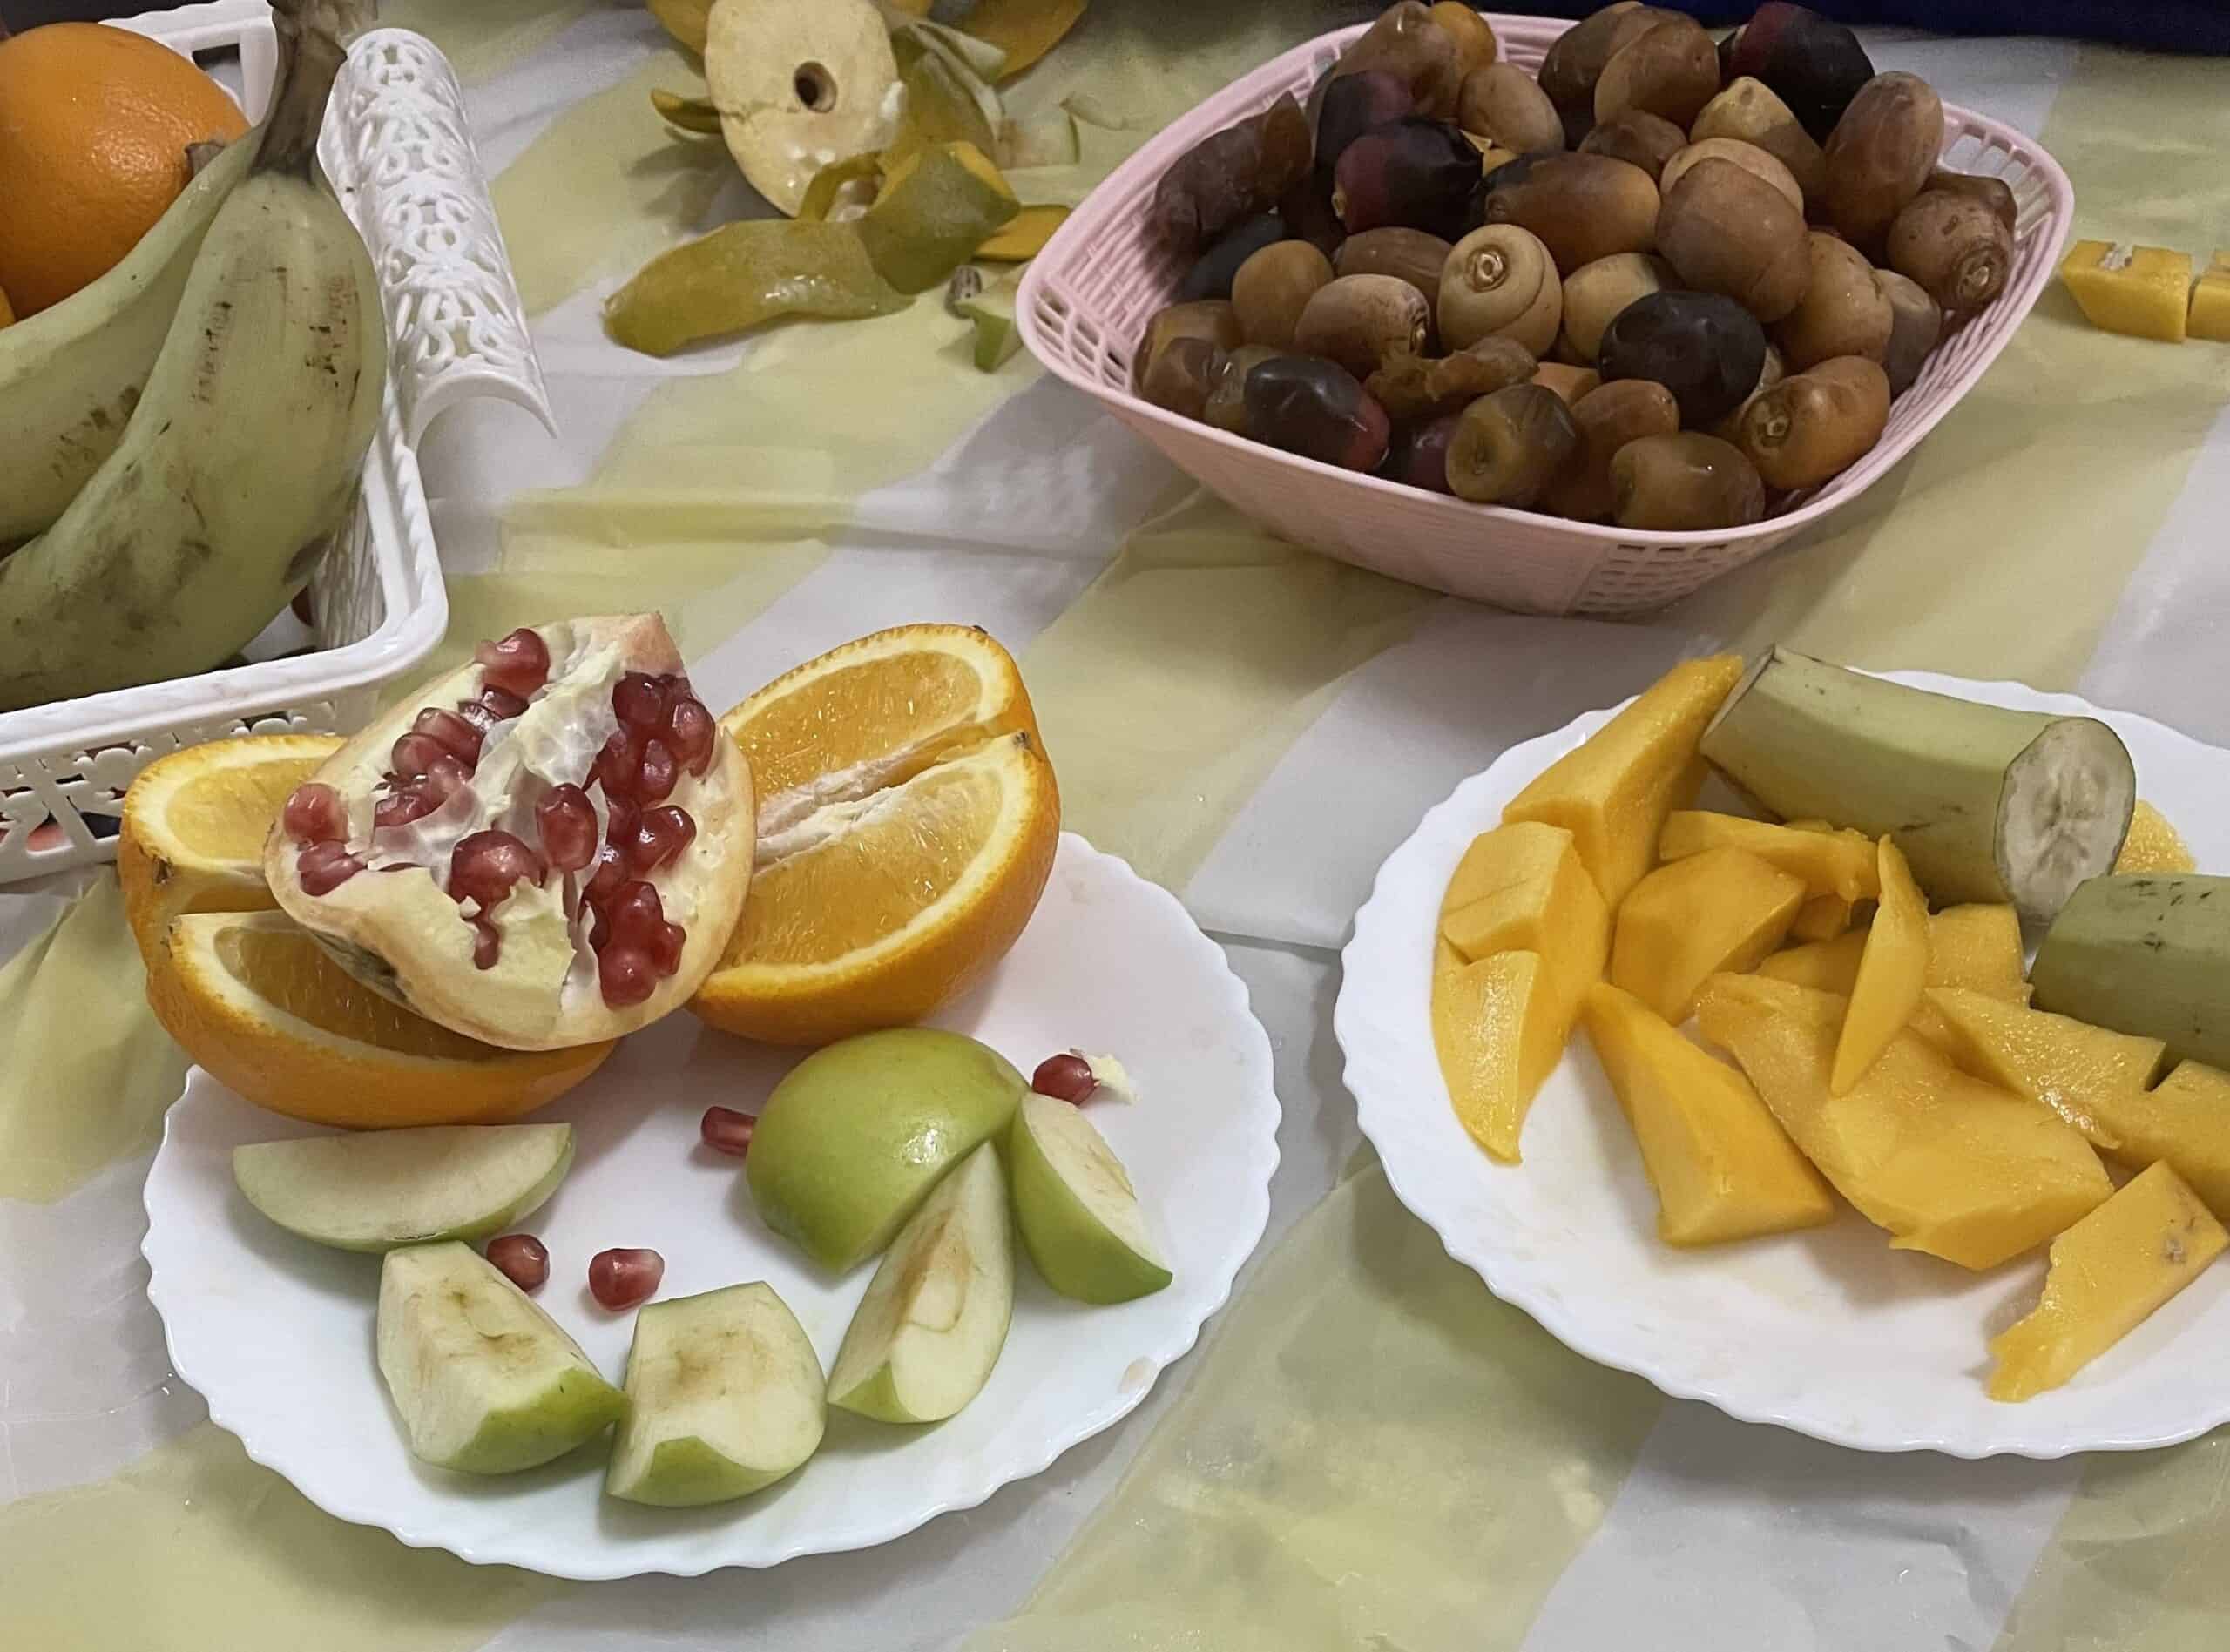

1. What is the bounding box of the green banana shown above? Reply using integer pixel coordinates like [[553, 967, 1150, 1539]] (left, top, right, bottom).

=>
[[0, 4, 383, 712], [0, 135, 256, 545]]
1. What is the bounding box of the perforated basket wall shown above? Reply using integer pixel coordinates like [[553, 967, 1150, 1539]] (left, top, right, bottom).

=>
[[0, 0, 548, 887], [1019, 16, 2073, 617]]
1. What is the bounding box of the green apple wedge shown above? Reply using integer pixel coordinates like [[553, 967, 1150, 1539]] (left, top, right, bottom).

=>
[[747, 1028, 1024, 1271], [1008, 1092, 1173, 1305], [376, 1241, 624, 1474], [233, 1123, 573, 1252], [605, 1283, 826, 1507], [828, 1141, 1012, 1423]]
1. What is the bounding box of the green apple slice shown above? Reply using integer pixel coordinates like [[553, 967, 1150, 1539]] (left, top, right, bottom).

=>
[[233, 1123, 573, 1253], [376, 1241, 624, 1474], [605, 1282, 827, 1507], [827, 1141, 1012, 1423], [1009, 1092, 1172, 1304]]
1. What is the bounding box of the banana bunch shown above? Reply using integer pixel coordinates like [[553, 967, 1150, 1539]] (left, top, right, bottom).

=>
[[0, 0, 383, 713]]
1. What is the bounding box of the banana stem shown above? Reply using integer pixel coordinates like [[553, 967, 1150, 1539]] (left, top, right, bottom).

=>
[[257, 0, 355, 180]]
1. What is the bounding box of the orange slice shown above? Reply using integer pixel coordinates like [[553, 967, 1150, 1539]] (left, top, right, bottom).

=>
[[692, 625, 1058, 1046], [146, 912, 612, 1129], [118, 733, 344, 963]]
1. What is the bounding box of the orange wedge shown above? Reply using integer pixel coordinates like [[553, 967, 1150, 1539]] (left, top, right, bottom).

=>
[[692, 625, 1059, 1046], [147, 912, 612, 1129], [118, 733, 344, 963]]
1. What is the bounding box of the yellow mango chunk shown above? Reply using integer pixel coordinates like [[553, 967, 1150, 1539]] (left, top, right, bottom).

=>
[[1791, 893, 1859, 941], [1696, 974, 2111, 1270], [2187, 253, 2230, 344], [1659, 812, 1877, 901], [1432, 951, 1571, 1163], [1441, 820, 1576, 914], [1436, 934, 1466, 977], [1756, 927, 1868, 995], [1924, 905, 2029, 1001], [2104, 1062, 2230, 1219], [1831, 839, 1929, 1095], [1441, 827, 1611, 1021], [2059, 239, 2192, 343], [2115, 799, 2197, 874], [1987, 1162, 2227, 1402], [1503, 655, 1745, 907], [1925, 987, 2166, 1150], [1611, 847, 1806, 1025], [1583, 982, 1835, 1245]]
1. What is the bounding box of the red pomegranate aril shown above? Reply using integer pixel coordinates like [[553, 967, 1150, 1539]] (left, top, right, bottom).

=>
[[613, 671, 668, 732], [636, 738, 679, 804], [296, 840, 366, 895], [651, 920, 686, 976], [476, 627, 551, 699], [587, 1246, 663, 1311], [1031, 1053, 1098, 1103], [583, 841, 627, 914], [452, 698, 499, 738], [478, 684, 530, 721], [419, 752, 471, 809], [666, 695, 716, 777], [281, 782, 347, 846], [412, 706, 483, 765], [471, 915, 501, 970], [594, 727, 645, 799], [373, 786, 438, 830], [699, 1105, 755, 1157], [598, 944, 658, 1005], [628, 805, 695, 873], [487, 1233, 549, 1292], [536, 784, 599, 873], [604, 792, 642, 852], [390, 732, 449, 780], [449, 829, 546, 911], [607, 880, 666, 947]]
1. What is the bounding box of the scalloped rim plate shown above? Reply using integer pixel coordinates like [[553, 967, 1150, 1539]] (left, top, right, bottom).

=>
[[145, 833, 1279, 1576], [1337, 671, 2230, 1459]]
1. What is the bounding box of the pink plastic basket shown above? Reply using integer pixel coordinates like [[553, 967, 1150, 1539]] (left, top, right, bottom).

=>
[[1019, 17, 2073, 617]]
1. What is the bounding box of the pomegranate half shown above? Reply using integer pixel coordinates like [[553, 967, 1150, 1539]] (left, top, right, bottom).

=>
[[265, 615, 753, 1050]]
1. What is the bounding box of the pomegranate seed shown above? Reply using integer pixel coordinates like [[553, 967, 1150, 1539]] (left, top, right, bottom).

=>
[[588, 1246, 662, 1310], [412, 706, 483, 765], [583, 841, 627, 914], [536, 784, 598, 873], [604, 792, 641, 851], [449, 829, 545, 911], [651, 920, 686, 976], [613, 671, 667, 732], [390, 732, 449, 780], [606, 880, 666, 944], [475, 627, 551, 699], [478, 685, 530, 721], [628, 805, 695, 872], [699, 1105, 755, 1156], [373, 786, 438, 830], [598, 944, 657, 1006], [452, 698, 499, 738], [281, 782, 347, 845], [418, 752, 471, 810], [471, 915, 501, 969], [487, 1233, 548, 1291], [296, 840, 365, 895], [1031, 1053, 1098, 1103], [666, 695, 717, 777], [636, 738, 678, 804], [593, 728, 645, 799]]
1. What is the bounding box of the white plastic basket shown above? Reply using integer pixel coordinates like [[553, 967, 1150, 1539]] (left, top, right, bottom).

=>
[[0, 1, 546, 887], [1019, 16, 2074, 617]]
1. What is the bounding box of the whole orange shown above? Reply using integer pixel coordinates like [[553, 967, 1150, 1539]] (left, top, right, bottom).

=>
[[0, 23, 250, 316]]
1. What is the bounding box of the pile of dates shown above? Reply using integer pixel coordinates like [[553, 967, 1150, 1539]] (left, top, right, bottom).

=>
[[1137, 1, 2016, 531]]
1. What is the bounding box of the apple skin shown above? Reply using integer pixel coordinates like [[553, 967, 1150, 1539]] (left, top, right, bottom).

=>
[[1008, 1093, 1172, 1305], [746, 1028, 1024, 1271]]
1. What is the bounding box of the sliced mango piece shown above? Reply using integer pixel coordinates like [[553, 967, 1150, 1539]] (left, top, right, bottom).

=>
[[1435, 934, 1466, 979], [976, 204, 1071, 260], [1440, 825, 1611, 1020], [1659, 812, 1877, 901], [1987, 1161, 2227, 1402], [1755, 927, 1868, 995], [858, 140, 1020, 294], [1431, 950, 1571, 1163], [2115, 799, 2197, 874], [1696, 973, 2111, 1271], [1611, 846, 1806, 1024], [2058, 239, 2192, 343], [1791, 893, 1859, 941], [1503, 655, 1746, 908], [2105, 1062, 2230, 1220], [1442, 820, 1577, 914], [1583, 981, 1835, 1245], [1924, 987, 2166, 1150], [1831, 838, 1929, 1095], [2192, 253, 2230, 344], [1924, 904, 2029, 1001]]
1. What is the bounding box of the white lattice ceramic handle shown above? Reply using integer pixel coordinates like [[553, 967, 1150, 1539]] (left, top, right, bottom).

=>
[[318, 28, 558, 443]]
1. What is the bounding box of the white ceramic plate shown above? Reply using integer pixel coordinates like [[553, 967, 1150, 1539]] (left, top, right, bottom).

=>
[[145, 833, 1279, 1576], [1338, 672, 2230, 1459]]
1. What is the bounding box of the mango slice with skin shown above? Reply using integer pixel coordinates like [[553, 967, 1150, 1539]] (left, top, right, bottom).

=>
[[1432, 950, 1570, 1163], [1696, 973, 2111, 1271], [2059, 239, 2191, 343], [1612, 846, 1806, 1026], [1924, 987, 2166, 1151], [1503, 655, 1745, 908], [1583, 981, 1835, 1245], [1987, 1161, 2226, 1402], [2190, 255, 2230, 345], [1831, 839, 1929, 1095]]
